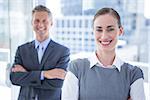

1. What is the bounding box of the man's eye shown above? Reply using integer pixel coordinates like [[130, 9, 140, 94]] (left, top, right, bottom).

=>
[[43, 20, 46, 23], [35, 20, 39, 23]]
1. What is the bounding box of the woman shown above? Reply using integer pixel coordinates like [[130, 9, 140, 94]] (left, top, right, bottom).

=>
[[62, 8, 145, 100]]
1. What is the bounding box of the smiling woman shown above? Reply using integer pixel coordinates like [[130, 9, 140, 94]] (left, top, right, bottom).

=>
[[62, 7, 145, 100], [93, 14, 123, 56]]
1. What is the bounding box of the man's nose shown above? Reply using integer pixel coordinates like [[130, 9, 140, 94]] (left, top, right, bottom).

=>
[[38, 22, 44, 27]]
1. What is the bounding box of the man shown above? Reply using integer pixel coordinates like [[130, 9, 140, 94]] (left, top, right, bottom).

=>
[[10, 5, 70, 100]]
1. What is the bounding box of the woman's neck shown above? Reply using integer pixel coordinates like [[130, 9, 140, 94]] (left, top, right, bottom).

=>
[[96, 50, 116, 67]]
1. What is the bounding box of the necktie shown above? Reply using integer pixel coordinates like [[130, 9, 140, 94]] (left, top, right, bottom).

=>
[[37, 45, 44, 63]]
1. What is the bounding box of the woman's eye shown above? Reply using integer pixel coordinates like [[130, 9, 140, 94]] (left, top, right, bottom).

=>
[[107, 28, 114, 32], [96, 29, 102, 32]]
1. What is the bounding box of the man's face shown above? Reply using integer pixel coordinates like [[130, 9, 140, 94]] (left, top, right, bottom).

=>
[[32, 11, 52, 37]]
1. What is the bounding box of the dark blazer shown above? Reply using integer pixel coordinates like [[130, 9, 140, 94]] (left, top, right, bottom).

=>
[[10, 40, 70, 100]]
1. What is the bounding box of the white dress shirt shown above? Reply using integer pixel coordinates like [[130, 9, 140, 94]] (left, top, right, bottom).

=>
[[35, 37, 51, 80]]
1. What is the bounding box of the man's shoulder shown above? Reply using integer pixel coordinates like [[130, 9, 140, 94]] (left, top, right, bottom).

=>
[[18, 40, 34, 48], [51, 40, 69, 50]]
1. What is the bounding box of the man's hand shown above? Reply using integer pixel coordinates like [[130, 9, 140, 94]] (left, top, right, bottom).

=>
[[43, 68, 66, 80], [11, 65, 27, 72]]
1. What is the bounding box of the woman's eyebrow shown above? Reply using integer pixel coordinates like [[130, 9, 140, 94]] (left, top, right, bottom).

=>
[[107, 25, 115, 28], [96, 26, 102, 29]]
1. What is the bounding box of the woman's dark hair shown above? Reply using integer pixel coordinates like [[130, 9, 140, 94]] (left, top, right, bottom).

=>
[[93, 7, 121, 28]]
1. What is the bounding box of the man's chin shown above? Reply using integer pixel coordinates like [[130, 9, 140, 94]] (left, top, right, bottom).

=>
[[38, 32, 45, 35]]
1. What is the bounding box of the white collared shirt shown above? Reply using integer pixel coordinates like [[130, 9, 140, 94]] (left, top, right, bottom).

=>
[[62, 52, 145, 100], [35, 37, 51, 51], [35, 37, 51, 80]]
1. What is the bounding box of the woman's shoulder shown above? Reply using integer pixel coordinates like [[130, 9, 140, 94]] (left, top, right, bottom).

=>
[[121, 62, 142, 71], [67, 58, 90, 78], [69, 58, 90, 70], [121, 62, 144, 84]]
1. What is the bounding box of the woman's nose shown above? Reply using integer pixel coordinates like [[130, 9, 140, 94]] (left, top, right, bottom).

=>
[[101, 31, 108, 39]]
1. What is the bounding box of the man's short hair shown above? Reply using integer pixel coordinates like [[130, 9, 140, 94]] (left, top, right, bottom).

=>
[[32, 5, 52, 17]]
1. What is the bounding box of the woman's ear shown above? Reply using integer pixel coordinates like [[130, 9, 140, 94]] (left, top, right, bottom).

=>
[[119, 26, 124, 36]]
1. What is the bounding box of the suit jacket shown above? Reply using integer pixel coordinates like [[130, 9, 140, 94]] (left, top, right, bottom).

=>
[[10, 40, 70, 100]]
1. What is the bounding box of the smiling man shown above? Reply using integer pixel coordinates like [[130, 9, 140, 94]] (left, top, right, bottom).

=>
[[10, 5, 70, 100]]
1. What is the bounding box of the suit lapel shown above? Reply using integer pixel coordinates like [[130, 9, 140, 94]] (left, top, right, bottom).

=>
[[29, 41, 40, 67], [41, 40, 55, 67]]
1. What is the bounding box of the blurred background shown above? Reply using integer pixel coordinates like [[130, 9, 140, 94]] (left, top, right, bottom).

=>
[[0, 0, 149, 99]]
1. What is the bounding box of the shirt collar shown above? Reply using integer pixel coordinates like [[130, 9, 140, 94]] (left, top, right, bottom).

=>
[[35, 37, 51, 49], [88, 52, 124, 72]]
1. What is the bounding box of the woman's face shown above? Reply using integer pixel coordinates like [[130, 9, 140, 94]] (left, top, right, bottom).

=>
[[93, 14, 123, 53]]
